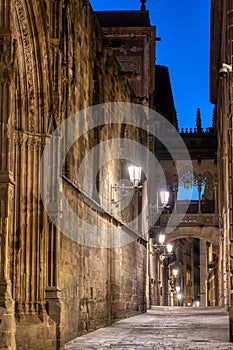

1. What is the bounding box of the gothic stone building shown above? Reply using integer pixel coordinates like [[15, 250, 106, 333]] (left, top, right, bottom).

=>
[[210, 0, 233, 340], [0, 1, 158, 349], [0, 0, 225, 349]]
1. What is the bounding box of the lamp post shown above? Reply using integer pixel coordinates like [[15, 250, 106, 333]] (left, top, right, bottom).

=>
[[170, 268, 179, 306], [175, 285, 182, 306], [177, 292, 182, 306], [149, 188, 170, 306], [172, 268, 178, 278], [152, 234, 175, 306]]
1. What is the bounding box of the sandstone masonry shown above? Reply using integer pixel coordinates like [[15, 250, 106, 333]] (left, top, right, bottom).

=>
[[0, 1, 154, 349]]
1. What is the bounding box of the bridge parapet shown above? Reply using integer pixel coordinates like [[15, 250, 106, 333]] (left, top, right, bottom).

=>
[[159, 213, 219, 228]]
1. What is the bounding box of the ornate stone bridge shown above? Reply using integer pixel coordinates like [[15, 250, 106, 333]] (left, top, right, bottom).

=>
[[160, 213, 219, 246]]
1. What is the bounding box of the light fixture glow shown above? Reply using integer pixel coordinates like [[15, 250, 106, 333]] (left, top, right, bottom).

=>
[[177, 293, 182, 300], [166, 243, 173, 253], [128, 165, 142, 187], [175, 286, 181, 293], [160, 190, 169, 206], [158, 234, 166, 244], [172, 268, 178, 277]]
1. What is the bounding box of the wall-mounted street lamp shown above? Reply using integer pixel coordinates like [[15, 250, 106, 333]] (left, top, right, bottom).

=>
[[166, 243, 173, 254], [177, 293, 182, 301], [176, 292, 182, 306], [111, 165, 142, 192], [169, 268, 179, 292], [128, 165, 142, 187], [160, 190, 169, 207], [152, 233, 174, 261], [111, 165, 143, 206], [158, 234, 166, 245], [169, 267, 180, 306], [175, 285, 183, 306], [148, 189, 170, 221]]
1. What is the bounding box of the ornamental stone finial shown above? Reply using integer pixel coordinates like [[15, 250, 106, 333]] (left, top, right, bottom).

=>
[[196, 108, 202, 133], [140, 0, 146, 11]]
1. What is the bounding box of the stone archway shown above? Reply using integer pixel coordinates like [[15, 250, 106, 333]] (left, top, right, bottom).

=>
[[0, 0, 52, 348], [0, 1, 57, 349], [165, 226, 219, 307], [166, 226, 219, 247]]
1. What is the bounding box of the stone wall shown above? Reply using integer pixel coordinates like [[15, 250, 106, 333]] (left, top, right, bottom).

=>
[[0, 0, 148, 349], [210, 0, 233, 338], [58, 180, 147, 346]]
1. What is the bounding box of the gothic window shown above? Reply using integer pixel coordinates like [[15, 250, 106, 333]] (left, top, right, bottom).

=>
[[177, 170, 206, 200]]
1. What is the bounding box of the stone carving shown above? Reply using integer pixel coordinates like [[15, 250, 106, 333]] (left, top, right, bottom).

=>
[[203, 216, 213, 225], [16, 0, 35, 132], [0, 36, 17, 85], [119, 48, 127, 55], [130, 46, 143, 53], [118, 57, 140, 72], [0, 38, 11, 64], [13, 131, 48, 149]]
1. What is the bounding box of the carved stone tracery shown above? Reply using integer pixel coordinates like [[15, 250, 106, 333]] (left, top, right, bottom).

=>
[[15, 0, 35, 132], [13, 131, 48, 149]]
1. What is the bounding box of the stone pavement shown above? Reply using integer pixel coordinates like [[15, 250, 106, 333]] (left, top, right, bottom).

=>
[[65, 306, 232, 350]]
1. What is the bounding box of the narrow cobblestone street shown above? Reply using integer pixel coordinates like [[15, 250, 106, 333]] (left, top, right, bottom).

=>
[[65, 307, 232, 350]]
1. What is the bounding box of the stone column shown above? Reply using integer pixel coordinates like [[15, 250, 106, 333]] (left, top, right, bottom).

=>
[[198, 180, 202, 213], [173, 182, 178, 213], [199, 239, 207, 307], [0, 216, 16, 350], [163, 263, 169, 306], [0, 4, 17, 345], [229, 0, 233, 341], [213, 181, 218, 213], [146, 242, 151, 309]]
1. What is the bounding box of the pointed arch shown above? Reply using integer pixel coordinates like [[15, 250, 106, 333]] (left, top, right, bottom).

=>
[[12, 0, 54, 319], [14, 0, 51, 133]]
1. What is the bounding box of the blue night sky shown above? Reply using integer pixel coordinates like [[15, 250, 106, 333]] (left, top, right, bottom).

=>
[[90, 0, 214, 130]]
